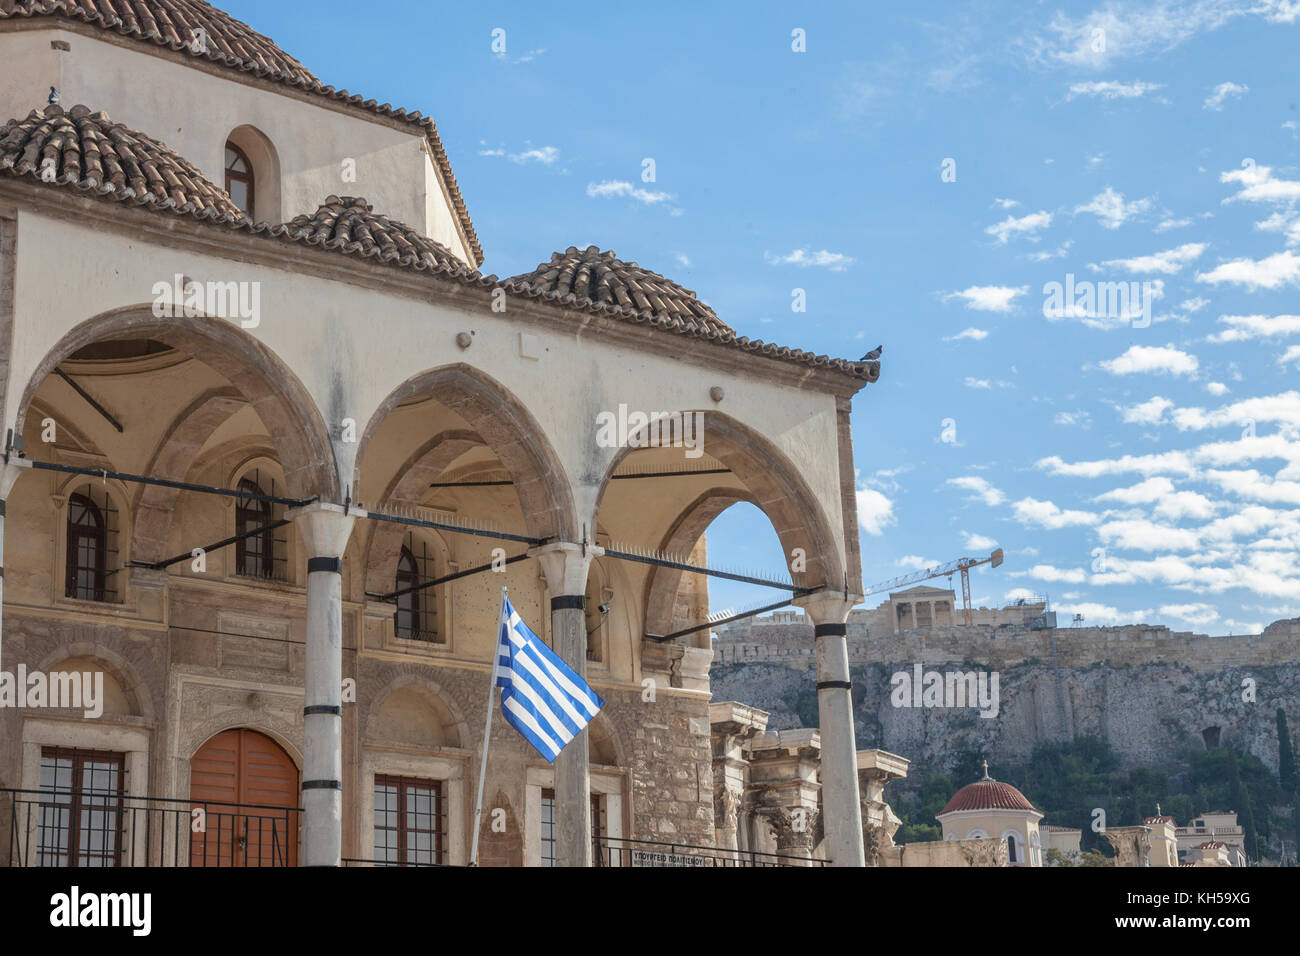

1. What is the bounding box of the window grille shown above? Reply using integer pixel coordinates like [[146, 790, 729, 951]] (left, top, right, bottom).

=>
[[37, 747, 126, 867], [373, 775, 444, 865], [394, 532, 440, 643], [235, 469, 288, 582], [65, 485, 119, 602]]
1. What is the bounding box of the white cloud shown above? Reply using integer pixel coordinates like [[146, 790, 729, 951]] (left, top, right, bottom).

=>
[[675, 253, 691, 268], [1160, 603, 1220, 625], [1180, 296, 1210, 313], [1055, 602, 1149, 626], [944, 285, 1029, 312], [963, 532, 999, 550], [986, 210, 1053, 244], [1027, 2, 1257, 69], [1156, 217, 1193, 232], [765, 249, 855, 271], [1206, 381, 1230, 395], [1099, 242, 1207, 274], [948, 476, 1006, 507], [1203, 81, 1248, 110], [1025, 564, 1088, 582], [944, 327, 990, 342], [1208, 313, 1300, 342], [1197, 250, 1300, 290], [896, 555, 940, 570], [1279, 345, 1300, 368], [1094, 476, 1177, 504], [1067, 80, 1164, 100], [1120, 395, 1175, 424], [857, 485, 895, 536], [993, 198, 1020, 209], [1054, 410, 1092, 427], [965, 377, 991, 389], [1220, 162, 1300, 204], [1099, 345, 1198, 376], [1076, 187, 1153, 229], [1024, 240, 1074, 262], [1012, 497, 1100, 529], [586, 180, 673, 204], [510, 146, 559, 165]]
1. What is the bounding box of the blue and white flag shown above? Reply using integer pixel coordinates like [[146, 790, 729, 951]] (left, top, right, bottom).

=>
[[496, 594, 605, 763]]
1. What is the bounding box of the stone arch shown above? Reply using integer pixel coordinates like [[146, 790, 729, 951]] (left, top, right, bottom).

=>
[[131, 387, 246, 565], [15, 306, 339, 502], [354, 364, 575, 542], [362, 428, 483, 596], [587, 711, 624, 768], [185, 719, 304, 770], [35, 642, 154, 723], [641, 487, 761, 644], [363, 673, 470, 751], [593, 411, 845, 591]]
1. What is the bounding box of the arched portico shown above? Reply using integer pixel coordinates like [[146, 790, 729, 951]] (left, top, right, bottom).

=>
[[12, 306, 339, 502]]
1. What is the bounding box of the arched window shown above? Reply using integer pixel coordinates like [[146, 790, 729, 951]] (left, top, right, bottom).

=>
[[66, 490, 115, 601], [225, 142, 254, 218], [393, 533, 440, 643], [234, 471, 286, 581], [1006, 833, 1018, 863]]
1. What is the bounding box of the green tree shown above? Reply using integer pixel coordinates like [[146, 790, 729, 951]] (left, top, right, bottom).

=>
[[1279, 708, 1297, 794]]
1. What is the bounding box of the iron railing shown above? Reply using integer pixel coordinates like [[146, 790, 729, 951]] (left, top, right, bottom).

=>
[[2, 788, 300, 867], [594, 836, 827, 867]]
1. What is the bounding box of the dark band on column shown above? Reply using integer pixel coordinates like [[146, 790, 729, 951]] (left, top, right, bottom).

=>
[[304, 705, 342, 717], [551, 595, 585, 611], [302, 779, 342, 791], [0, 498, 6, 516], [307, 556, 342, 574], [817, 680, 853, 691], [814, 623, 848, 637]]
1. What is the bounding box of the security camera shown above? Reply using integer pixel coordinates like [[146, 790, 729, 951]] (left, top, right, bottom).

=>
[[598, 602, 612, 615]]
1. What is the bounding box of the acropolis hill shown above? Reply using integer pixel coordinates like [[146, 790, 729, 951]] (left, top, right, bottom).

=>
[[711, 604, 1300, 774]]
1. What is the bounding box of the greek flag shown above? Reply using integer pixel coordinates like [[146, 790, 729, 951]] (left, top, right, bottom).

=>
[[496, 595, 605, 763]]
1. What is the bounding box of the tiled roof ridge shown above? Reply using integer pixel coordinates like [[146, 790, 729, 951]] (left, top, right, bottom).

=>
[[939, 779, 1039, 815], [0, 0, 484, 266], [0, 107, 874, 383]]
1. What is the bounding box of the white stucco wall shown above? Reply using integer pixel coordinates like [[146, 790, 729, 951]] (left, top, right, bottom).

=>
[[3, 206, 852, 571], [0, 26, 472, 263]]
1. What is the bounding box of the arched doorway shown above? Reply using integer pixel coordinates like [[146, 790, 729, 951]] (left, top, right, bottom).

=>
[[189, 729, 300, 867]]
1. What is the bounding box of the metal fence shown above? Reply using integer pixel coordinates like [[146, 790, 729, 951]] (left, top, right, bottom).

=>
[[595, 836, 827, 867], [2, 788, 300, 867]]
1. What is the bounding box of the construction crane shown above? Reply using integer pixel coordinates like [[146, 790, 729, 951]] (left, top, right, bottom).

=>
[[863, 549, 1004, 626]]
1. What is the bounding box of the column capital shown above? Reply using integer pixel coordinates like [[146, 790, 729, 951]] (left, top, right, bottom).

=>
[[1, 457, 32, 499], [794, 590, 855, 628], [287, 502, 362, 559], [528, 541, 602, 595]]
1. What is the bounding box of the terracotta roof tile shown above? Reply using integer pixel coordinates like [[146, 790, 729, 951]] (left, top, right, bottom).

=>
[[279, 195, 473, 276], [0, 102, 242, 217], [0, 106, 873, 384], [938, 780, 1039, 815], [507, 245, 733, 336], [0, 0, 484, 266], [0, 0, 318, 82]]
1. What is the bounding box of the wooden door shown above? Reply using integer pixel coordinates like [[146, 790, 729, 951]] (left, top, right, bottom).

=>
[[189, 729, 299, 867]]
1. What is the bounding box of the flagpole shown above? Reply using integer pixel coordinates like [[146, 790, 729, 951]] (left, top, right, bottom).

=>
[[469, 585, 507, 866]]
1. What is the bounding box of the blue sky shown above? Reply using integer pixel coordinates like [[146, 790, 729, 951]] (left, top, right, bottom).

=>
[[227, 0, 1300, 634]]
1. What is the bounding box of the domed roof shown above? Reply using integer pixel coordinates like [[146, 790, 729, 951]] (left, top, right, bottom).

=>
[[0, 102, 243, 218], [506, 245, 733, 335], [939, 771, 1039, 815], [0, 0, 318, 84], [279, 196, 473, 275]]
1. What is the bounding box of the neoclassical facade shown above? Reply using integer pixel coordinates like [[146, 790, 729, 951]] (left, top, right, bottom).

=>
[[0, 1, 877, 866]]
